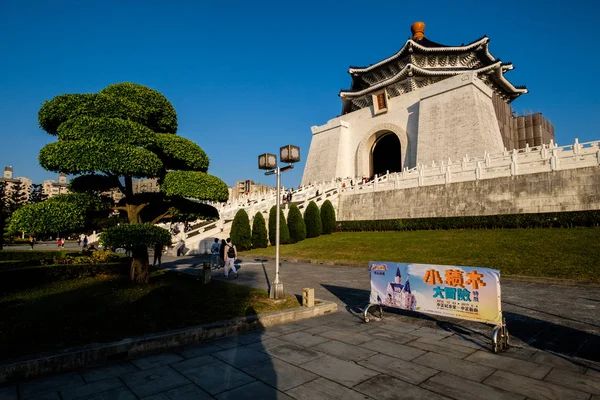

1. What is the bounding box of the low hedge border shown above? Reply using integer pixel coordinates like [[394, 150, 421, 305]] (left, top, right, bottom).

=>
[[337, 210, 600, 232], [0, 262, 130, 289], [0, 251, 80, 262]]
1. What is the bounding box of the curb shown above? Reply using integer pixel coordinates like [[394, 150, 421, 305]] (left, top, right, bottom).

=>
[[0, 300, 337, 385], [242, 255, 599, 287]]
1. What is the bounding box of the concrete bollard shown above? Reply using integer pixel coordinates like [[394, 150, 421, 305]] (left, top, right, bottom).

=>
[[302, 288, 315, 307]]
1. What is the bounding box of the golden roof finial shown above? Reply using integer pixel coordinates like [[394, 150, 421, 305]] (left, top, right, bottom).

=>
[[411, 21, 425, 40]]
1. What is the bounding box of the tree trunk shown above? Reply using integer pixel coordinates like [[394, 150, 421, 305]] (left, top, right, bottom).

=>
[[130, 246, 150, 284]]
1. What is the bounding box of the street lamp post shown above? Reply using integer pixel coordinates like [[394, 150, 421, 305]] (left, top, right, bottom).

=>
[[258, 145, 300, 299]]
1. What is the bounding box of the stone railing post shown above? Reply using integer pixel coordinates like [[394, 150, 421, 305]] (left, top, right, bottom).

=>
[[550, 148, 559, 171], [476, 161, 482, 180], [445, 166, 451, 183], [510, 149, 518, 175], [418, 168, 424, 186], [574, 138, 580, 155]]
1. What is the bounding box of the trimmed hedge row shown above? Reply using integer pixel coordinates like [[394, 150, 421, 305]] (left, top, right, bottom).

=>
[[338, 211, 600, 232], [0, 251, 79, 262], [0, 262, 130, 289]]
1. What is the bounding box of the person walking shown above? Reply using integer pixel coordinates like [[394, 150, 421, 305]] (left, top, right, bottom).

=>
[[153, 242, 164, 268], [210, 238, 221, 269], [29, 235, 35, 250], [82, 235, 89, 250], [224, 238, 238, 279], [219, 239, 226, 268]]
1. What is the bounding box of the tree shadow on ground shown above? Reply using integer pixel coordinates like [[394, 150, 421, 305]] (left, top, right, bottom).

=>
[[321, 283, 600, 363]]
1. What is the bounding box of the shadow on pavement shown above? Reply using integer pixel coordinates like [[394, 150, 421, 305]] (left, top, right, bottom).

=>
[[321, 283, 600, 363]]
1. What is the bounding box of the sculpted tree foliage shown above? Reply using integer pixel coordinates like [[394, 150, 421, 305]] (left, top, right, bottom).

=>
[[268, 206, 290, 246], [251, 212, 268, 249], [16, 82, 229, 282], [320, 200, 336, 234], [230, 209, 251, 250], [304, 201, 322, 238], [287, 204, 306, 243]]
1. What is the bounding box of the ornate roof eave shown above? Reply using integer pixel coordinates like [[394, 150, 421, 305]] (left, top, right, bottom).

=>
[[487, 67, 528, 95], [340, 62, 504, 99], [348, 36, 492, 75]]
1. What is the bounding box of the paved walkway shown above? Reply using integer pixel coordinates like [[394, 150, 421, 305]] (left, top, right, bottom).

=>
[[1, 255, 599, 399]]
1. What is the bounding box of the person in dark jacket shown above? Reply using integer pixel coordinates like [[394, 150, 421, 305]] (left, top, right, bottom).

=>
[[219, 239, 227, 268]]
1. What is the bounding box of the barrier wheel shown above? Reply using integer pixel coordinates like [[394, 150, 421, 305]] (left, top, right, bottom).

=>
[[364, 316, 370, 323]]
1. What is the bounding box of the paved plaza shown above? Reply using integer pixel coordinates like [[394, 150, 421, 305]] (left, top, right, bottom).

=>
[[1, 255, 599, 399]]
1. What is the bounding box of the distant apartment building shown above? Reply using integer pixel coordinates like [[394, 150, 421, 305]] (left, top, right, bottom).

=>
[[230, 180, 274, 200], [42, 173, 70, 198], [132, 178, 160, 194], [1, 166, 32, 204]]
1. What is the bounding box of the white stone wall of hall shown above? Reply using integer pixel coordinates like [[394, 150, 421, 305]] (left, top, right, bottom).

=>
[[301, 88, 421, 185]]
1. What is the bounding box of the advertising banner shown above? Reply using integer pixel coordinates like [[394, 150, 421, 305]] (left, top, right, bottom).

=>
[[369, 262, 502, 325]]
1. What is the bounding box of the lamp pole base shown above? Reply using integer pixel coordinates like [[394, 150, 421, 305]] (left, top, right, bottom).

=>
[[269, 282, 284, 299]]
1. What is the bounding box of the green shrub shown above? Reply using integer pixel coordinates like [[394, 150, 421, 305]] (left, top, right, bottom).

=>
[[0, 262, 129, 290], [100, 223, 171, 250], [337, 210, 600, 232], [320, 200, 336, 234], [304, 201, 322, 238], [0, 250, 79, 262], [230, 209, 252, 250], [251, 212, 268, 249], [268, 206, 290, 246], [287, 205, 306, 243]]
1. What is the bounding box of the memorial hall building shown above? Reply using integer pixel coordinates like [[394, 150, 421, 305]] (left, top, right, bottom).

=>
[[302, 22, 555, 185]]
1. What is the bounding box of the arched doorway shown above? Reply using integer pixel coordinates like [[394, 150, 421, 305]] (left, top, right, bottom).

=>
[[371, 133, 402, 177]]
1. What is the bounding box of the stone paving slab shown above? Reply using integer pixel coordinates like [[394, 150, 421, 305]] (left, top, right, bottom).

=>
[[529, 351, 589, 373], [362, 327, 419, 344], [412, 351, 496, 382], [285, 377, 374, 400], [278, 331, 331, 348], [131, 353, 184, 370], [141, 384, 212, 399], [311, 340, 377, 362], [176, 359, 255, 395], [174, 343, 223, 359], [357, 353, 438, 385], [299, 355, 379, 388], [318, 329, 372, 345], [82, 386, 136, 399], [19, 372, 84, 398], [360, 338, 426, 361], [241, 358, 318, 391], [121, 366, 191, 398], [0, 386, 16, 400], [59, 377, 123, 400], [80, 363, 138, 384], [543, 368, 600, 395], [214, 381, 294, 400], [211, 346, 271, 369], [262, 343, 325, 366], [421, 372, 525, 400], [407, 337, 478, 359], [354, 375, 450, 400], [465, 351, 552, 380], [483, 369, 591, 400]]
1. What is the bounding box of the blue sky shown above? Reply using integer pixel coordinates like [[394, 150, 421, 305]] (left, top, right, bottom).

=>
[[1, 0, 598, 188]]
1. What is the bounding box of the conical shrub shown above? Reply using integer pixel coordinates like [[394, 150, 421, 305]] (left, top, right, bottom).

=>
[[268, 206, 290, 246], [304, 201, 322, 238], [320, 199, 336, 234], [251, 212, 268, 249], [287, 204, 306, 243], [230, 209, 251, 250]]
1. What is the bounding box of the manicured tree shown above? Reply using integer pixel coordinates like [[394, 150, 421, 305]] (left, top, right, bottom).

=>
[[15, 82, 228, 283], [268, 206, 290, 246], [304, 201, 322, 238], [320, 200, 336, 234], [251, 212, 268, 249], [230, 209, 251, 250], [8, 193, 104, 236], [287, 204, 306, 243], [100, 224, 171, 283]]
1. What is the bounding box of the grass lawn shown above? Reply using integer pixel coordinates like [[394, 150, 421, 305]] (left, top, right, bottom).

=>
[[242, 228, 600, 282], [0, 273, 299, 360]]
